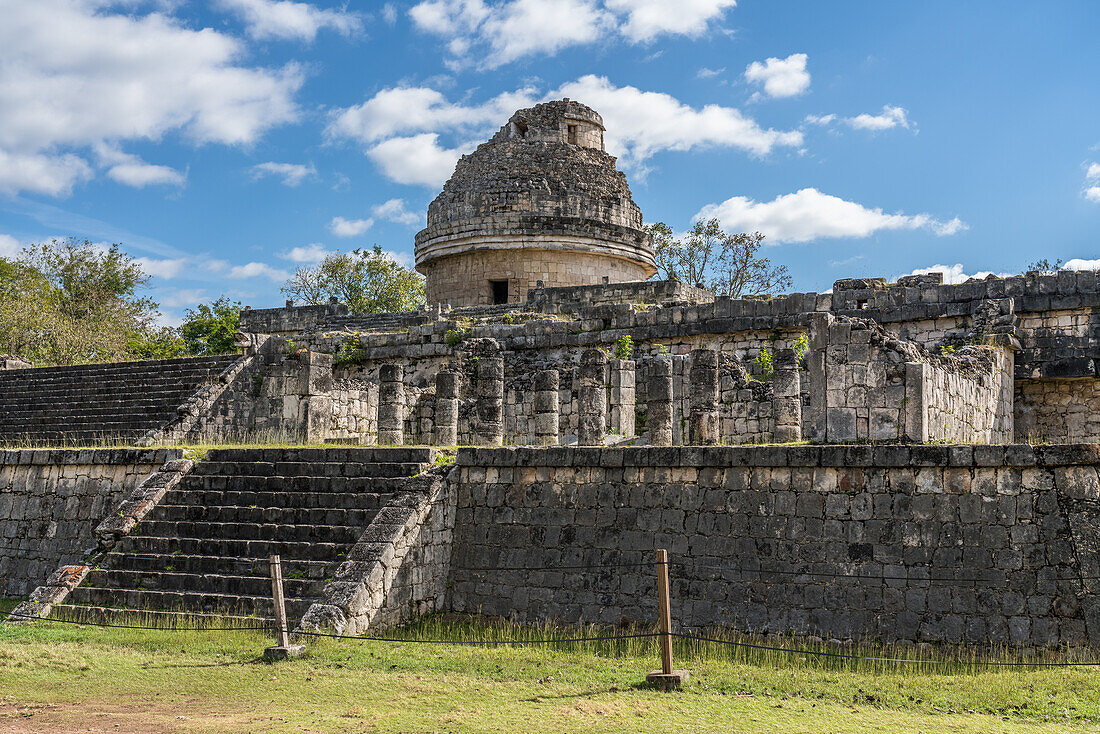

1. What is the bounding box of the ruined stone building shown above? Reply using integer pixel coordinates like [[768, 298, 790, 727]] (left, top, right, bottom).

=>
[[5, 100, 1100, 650]]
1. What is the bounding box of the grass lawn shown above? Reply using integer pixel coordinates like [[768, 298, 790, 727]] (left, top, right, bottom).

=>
[[1, 612, 1099, 733]]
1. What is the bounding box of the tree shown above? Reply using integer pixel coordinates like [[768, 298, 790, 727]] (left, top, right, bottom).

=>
[[282, 246, 425, 314], [0, 238, 172, 366], [644, 218, 791, 298], [179, 297, 242, 355]]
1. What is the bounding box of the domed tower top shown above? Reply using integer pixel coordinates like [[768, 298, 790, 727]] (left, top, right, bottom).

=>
[[414, 98, 656, 307]]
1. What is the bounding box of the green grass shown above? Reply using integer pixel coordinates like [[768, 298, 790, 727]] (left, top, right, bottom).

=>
[[1, 614, 1098, 733]]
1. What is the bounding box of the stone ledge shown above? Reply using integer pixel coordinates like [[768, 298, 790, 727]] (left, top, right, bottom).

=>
[[455, 444, 1100, 469], [0, 447, 182, 466]]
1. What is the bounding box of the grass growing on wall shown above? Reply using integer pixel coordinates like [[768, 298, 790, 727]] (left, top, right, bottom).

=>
[[1, 614, 1098, 732]]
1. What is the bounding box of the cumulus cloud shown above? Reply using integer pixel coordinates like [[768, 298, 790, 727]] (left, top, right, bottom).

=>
[[158, 288, 209, 309], [226, 261, 291, 281], [250, 161, 318, 187], [1087, 163, 1100, 181], [327, 77, 802, 186], [0, 0, 303, 197], [279, 243, 331, 262], [0, 234, 21, 258], [695, 188, 967, 244], [744, 53, 810, 99], [805, 105, 913, 132], [329, 217, 375, 237], [134, 256, 188, 279], [1064, 258, 1100, 271], [1086, 187, 1100, 203], [901, 264, 1012, 285], [216, 0, 363, 42], [696, 66, 724, 79], [409, 0, 734, 67], [95, 144, 185, 188], [373, 198, 423, 226]]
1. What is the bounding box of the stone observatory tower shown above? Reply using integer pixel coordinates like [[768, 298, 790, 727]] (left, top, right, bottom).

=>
[[414, 99, 657, 307]]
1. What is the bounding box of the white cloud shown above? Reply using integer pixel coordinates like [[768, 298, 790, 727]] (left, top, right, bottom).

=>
[[279, 242, 332, 262], [696, 67, 724, 79], [901, 264, 1012, 285], [744, 53, 810, 99], [0, 234, 21, 258], [1086, 186, 1100, 203], [158, 288, 209, 309], [329, 216, 375, 237], [95, 144, 185, 188], [367, 133, 470, 188], [847, 105, 912, 131], [250, 161, 318, 187], [555, 75, 803, 170], [606, 0, 736, 43], [805, 105, 913, 133], [135, 256, 187, 278], [382, 3, 398, 24], [373, 198, 422, 226], [695, 188, 967, 244], [226, 261, 291, 281], [1065, 258, 1100, 271], [409, 0, 734, 67], [0, 0, 303, 196], [328, 77, 801, 185], [1085, 162, 1100, 180], [216, 0, 363, 42], [0, 150, 94, 196]]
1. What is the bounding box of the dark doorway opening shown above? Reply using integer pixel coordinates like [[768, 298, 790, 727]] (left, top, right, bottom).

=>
[[490, 279, 509, 305]]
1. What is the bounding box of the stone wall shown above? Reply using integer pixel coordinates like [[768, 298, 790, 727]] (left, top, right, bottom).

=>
[[1015, 379, 1100, 443], [446, 445, 1100, 648], [0, 448, 181, 596]]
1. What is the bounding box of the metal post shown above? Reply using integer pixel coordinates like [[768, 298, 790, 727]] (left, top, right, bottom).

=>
[[646, 549, 688, 689], [264, 554, 304, 660]]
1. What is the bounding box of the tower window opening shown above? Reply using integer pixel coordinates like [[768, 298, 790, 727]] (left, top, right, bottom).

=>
[[567, 124, 578, 144], [490, 279, 509, 305]]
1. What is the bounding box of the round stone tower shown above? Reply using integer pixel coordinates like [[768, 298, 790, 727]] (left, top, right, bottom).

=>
[[414, 99, 656, 307]]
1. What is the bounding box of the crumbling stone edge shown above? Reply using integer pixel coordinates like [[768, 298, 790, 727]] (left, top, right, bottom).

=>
[[295, 467, 452, 639], [3, 454, 191, 625]]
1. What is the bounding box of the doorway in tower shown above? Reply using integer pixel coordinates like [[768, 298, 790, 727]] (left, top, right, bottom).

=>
[[490, 279, 509, 305]]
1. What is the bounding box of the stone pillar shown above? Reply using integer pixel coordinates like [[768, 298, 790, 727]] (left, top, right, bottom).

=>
[[609, 359, 636, 439], [805, 314, 833, 442], [433, 371, 460, 446], [475, 355, 504, 446], [688, 349, 720, 445], [647, 357, 674, 446], [576, 349, 607, 446], [300, 351, 333, 443], [533, 369, 560, 445], [772, 348, 802, 443], [377, 363, 405, 445], [904, 361, 929, 443], [357, 383, 380, 446]]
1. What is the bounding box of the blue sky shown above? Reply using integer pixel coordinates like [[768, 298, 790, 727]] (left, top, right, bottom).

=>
[[1, 0, 1098, 324]]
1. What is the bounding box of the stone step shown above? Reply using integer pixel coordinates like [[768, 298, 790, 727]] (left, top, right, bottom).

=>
[[189, 461, 428, 479], [203, 447, 437, 464], [137, 520, 362, 545], [175, 475, 418, 495], [64, 586, 313, 620], [156, 503, 380, 527], [163, 488, 399, 510], [121, 534, 350, 561], [84, 569, 325, 599], [49, 604, 273, 630], [103, 552, 333, 579]]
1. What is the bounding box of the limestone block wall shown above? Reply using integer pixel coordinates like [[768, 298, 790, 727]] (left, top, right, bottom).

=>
[[446, 445, 1100, 648], [0, 448, 181, 596], [421, 248, 653, 307], [330, 381, 379, 443], [923, 349, 1014, 444], [1016, 379, 1100, 443]]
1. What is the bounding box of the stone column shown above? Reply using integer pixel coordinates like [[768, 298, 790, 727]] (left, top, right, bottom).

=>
[[300, 351, 333, 444], [576, 349, 607, 446], [805, 314, 833, 442], [433, 371, 460, 446], [357, 383, 380, 446], [609, 359, 636, 439], [772, 348, 802, 443], [647, 357, 674, 446], [377, 363, 405, 445], [475, 355, 504, 446], [533, 369, 560, 445], [904, 361, 929, 443], [688, 348, 719, 445]]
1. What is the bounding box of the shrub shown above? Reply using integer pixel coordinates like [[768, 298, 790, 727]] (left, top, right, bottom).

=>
[[614, 334, 634, 361]]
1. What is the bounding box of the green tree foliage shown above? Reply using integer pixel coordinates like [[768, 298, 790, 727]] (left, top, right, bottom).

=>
[[281, 246, 425, 314], [644, 218, 792, 298], [0, 239, 171, 366], [179, 297, 242, 355]]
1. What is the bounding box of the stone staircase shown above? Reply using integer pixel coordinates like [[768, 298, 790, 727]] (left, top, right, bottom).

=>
[[50, 447, 437, 627], [0, 355, 240, 446]]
